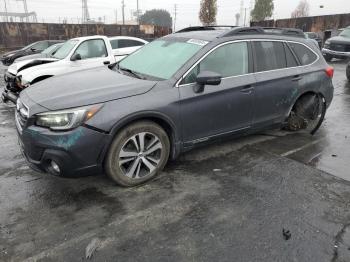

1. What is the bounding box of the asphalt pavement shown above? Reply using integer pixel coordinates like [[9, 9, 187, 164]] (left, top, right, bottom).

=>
[[0, 61, 350, 262]]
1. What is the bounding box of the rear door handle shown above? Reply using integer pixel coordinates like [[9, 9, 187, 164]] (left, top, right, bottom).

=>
[[292, 75, 302, 81], [240, 85, 255, 94], [103, 61, 111, 65]]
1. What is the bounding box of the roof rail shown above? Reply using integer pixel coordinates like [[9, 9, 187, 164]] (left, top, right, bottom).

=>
[[219, 26, 305, 38], [176, 25, 237, 33], [220, 27, 265, 37], [262, 27, 305, 37]]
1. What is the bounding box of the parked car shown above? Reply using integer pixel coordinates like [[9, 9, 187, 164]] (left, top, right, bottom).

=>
[[14, 43, 64, 62], [322, 26, 350, 62], [15, 26, 334, 186], [0, 40, 63, 66], [304, 32, 322, 48], [2, 35, 148, 103]]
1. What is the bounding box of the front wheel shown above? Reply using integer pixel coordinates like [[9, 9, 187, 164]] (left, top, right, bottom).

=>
[[105, 121, 170, 187]]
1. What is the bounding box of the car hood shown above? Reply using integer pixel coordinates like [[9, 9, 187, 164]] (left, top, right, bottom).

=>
[[23, 66, 157, 111], [8, 58, 58, 75], [1, 50, 18, 58], [327, 36, 350, 44], [15, 53, 47, 62]]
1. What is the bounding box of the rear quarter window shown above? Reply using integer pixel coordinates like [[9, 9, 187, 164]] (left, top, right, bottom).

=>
[[288, 42, 317, 66]]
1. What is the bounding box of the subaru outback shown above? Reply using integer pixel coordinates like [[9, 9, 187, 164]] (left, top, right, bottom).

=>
[[16, 26, 334, 186]]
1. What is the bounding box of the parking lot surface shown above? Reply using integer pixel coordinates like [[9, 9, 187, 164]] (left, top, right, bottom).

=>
[[1, 61, 350, 262]]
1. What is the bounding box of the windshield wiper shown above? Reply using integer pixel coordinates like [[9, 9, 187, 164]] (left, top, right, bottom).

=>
[[119, 66, 144, 79]]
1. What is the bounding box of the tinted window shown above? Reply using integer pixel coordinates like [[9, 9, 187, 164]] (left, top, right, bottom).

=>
[[288, 42, 317, 65], [31, 41, 49, 51], [181, 42, 249, 85], [284, 44, 298, 67], [253, 41, 286, 72], [111, 39, 145, 49], [74, 39, 107, 59]]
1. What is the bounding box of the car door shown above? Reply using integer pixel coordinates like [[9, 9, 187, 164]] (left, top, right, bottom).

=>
[[178, 41, 255, 145], [70, 39, 112, 70], [251, 40, 301, 127]]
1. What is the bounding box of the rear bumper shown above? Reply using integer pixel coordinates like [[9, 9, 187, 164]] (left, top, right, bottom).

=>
[[322, 48, 350, 58]]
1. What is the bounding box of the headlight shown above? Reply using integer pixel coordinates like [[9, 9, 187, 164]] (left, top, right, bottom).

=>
[[35, 104, 103, 131], [324, 40, 331, 48], [19, 76, 30, 88]]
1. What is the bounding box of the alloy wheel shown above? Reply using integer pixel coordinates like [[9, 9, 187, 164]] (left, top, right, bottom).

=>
[[118, 132, 163, 179]]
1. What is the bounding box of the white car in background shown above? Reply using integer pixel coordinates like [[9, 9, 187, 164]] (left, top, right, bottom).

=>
[[2, 35, 148, 103]]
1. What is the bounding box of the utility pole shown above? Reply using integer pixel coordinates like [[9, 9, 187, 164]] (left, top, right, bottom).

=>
[[115, 9, 118, 24], [173, 4, 177, 32], [122, 0, 125, 25], [136, 0, 139, 24], [3, 0, 8, 22]]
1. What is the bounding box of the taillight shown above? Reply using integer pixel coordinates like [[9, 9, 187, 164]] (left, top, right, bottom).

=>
[[325, 67, 334, 78]]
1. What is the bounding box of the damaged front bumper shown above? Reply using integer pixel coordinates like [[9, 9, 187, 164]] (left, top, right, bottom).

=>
[[322, 48, 350, 58], [1, 71, 21, 104]]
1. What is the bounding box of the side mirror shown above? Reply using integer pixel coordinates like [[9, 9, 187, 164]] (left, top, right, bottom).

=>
[[196, 71, 222, 86], [71, 53, 82, 61], [193, 71, 221, 93], [30, 48, 37, 52]]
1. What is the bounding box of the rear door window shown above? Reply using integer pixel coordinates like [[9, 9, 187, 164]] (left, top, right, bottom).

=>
[[284, 43, 298, 67], [181, 41, 249, 85], [288, 42, 317, 65], [253, 41, 286, 72]]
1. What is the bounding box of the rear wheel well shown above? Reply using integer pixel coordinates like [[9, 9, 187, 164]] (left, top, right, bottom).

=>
[[31, 75, 53, 85], [292, 91, 319, 111]]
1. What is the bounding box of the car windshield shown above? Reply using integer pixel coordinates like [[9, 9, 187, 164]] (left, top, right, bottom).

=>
[[21, 42, 36, 51], [42, 44, 59, 55], [52, 40, 78, 59], [340, 28, 350, 38], [118, 39, 204, 80]]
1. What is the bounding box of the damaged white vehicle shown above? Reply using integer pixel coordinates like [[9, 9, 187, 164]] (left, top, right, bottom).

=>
[[2, 35, 148, 103]]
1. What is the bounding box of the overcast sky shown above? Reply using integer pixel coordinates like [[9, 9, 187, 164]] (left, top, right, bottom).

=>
[[1, 0, 350, 30]]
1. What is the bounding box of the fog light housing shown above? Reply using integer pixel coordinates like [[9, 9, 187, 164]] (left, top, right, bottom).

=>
[[50, 160, 60, 174]]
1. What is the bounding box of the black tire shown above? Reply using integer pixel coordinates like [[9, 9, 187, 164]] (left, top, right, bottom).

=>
[[346, 63, 350, 82], [105, 121, 170, 187], [285, 93, 326, 135], [324, 54, 333, 62]]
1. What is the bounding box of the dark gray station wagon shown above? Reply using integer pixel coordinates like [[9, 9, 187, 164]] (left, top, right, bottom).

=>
[[16, 26, 334, 186]]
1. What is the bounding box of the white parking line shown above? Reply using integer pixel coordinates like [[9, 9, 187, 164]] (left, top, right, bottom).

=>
[[281, 138, 325, 157]]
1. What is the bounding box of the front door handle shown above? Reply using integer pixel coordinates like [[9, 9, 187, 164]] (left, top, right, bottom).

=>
[[240, 85, 254, 94], [103, 61, 111, 65], [292, 75, 302, 81]]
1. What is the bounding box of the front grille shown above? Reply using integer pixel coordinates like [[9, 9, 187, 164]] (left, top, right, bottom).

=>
[[4, 72, 20, 91], [330, 43, 350, 52]]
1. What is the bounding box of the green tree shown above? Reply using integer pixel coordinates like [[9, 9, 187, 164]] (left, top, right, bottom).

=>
[[251, 0, 274, 22], [199, 0, 217, 26], [139, 9, 172, 28]]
